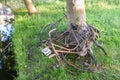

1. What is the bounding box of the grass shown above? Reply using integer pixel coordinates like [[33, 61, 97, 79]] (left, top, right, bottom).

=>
[[13, 1, 120, 80]]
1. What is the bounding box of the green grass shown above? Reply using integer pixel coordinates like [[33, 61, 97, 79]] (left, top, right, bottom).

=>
[[13, 1, 120, 80]]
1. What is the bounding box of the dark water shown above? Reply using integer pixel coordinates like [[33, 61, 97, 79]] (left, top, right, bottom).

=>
[[0, 41, 18, 80]]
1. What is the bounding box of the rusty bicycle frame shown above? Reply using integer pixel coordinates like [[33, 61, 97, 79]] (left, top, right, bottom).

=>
[[28, 17, 108, 78], [45, 23, 108, 73]]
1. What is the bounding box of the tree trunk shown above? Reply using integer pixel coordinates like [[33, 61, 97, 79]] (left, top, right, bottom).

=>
[[66, 0, 86, 28], [24, 0, 38, 15]]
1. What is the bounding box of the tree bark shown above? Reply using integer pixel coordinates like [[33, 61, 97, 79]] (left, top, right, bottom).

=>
[[24, 0, 38, 15], [66, 0, 86, 28]]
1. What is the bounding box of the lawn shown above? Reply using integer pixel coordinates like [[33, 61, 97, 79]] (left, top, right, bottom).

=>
[[13, 1, 120, 80]]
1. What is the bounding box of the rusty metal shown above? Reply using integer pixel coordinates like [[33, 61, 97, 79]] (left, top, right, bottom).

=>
[[28, 17, 108, 79], [46, 23, 108, 73]]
